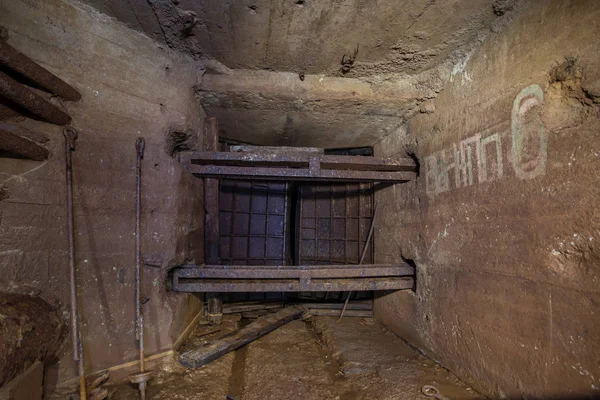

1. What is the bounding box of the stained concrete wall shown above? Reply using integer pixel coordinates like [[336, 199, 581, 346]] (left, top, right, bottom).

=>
[[374, 1, 600, 397], [0, 0, 204, 392]]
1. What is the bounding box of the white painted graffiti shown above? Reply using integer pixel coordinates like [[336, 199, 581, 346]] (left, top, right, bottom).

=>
[[425, 84, 547, 198]]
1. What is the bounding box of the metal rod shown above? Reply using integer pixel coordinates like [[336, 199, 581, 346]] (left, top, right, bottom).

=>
[[0, 40, 81, 101], [339, 203, 378, 321], [63, 127, 86, 400], [0, 70, 72, 125], [130, 137, 151, 400], [135, 137, 145, 370]]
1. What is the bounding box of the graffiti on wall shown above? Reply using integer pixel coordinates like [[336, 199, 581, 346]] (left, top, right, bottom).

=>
[[425, 84, 547, 198]]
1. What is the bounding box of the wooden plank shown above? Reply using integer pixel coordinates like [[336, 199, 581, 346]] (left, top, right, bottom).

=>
[[307, 309, 372, 318], [179, 306, 308, 368], [296, 302, 372, 311], [222, 301, 284, 314], [0, 361, 43, 400]]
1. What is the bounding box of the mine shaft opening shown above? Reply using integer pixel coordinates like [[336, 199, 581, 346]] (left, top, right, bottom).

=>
[[212, 144, 382, 309]]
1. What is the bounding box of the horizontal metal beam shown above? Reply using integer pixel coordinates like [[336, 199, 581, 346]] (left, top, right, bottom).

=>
[[0, 40, 81, 101], [174, 264, 413, 279], [188, 152, 416, 171], [180, 151, 416, 183], [188, 165, 413, 182], [171, 263, 415, 292], [173, 277, 414, 292], [0, 127, 49, 161], [0, 70, 71, 125]]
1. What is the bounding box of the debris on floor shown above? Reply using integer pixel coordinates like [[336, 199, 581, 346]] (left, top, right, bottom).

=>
[[93, 314, 484, 400]]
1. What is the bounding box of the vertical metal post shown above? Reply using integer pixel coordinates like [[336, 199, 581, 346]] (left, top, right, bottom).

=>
[[130, 137, 151, 400], [135, 137, 145, 370], [204, 117, 222, 324], [63, 127, 86, 400]]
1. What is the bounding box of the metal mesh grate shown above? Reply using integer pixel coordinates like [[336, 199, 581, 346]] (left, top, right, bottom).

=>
[[219, 180, 289, 266], [297, 183, 374, 265]]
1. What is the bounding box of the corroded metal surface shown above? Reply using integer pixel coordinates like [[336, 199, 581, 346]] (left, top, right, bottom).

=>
[[219, 180, 289, 266], [0, 128, 49, 160], [0, 40, 81, 101], [183, 151, 416, 183], [62, 127, 86, 400], [297, 183, 374, 265], [0, 71, 71, 125], [171, 263, 414, 292]]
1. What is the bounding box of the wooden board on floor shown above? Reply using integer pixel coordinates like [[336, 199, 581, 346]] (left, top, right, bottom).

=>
[[179, 306, 308, 368], [0, 361, 43, 400]]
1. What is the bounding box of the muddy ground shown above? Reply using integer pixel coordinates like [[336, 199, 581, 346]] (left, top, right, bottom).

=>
[[96, 315, 484, 400]]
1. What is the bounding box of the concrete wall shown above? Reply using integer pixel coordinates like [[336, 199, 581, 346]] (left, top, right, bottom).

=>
[[374, 1, 600, 398], [0, 0, 204, 392]]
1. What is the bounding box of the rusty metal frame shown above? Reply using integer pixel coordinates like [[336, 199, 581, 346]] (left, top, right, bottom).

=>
[[171, 263, 414, 292], [181, 151, 416, 182]]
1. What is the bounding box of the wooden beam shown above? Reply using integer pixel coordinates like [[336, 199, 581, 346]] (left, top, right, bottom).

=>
[[179, 306, 308, 368]]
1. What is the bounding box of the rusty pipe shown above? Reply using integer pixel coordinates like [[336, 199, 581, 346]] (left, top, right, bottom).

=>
[[0, 40, 81, 101], [63, 127, 86, 400], [0, 70, 71, 125], [339, 203, 378, 321]]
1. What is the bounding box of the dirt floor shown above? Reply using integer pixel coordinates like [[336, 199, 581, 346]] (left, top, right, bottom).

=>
[[92, 314, 485, 400]]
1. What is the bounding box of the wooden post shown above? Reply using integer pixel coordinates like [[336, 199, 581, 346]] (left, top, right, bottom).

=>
[[204, 117, 222, 325]]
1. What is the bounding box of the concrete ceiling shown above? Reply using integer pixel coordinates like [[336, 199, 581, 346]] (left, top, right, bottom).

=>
[[82, 0, 502, 76], [81, 0, 513, 147]]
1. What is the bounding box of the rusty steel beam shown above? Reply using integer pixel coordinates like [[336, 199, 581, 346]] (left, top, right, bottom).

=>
[[172, 277, 414, 292], [173, 264, 413, 279], [189, 165, 413, 182], [171, 263, 415, 292], [0, 41, 81, 101], [0, 71, 71, 125], [0, 128, 49, 161], [188, 152, 416, 172], [181, 151, 416, 182]]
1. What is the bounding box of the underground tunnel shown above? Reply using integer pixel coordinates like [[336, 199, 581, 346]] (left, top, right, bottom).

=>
[[0, 0, 599, 399]]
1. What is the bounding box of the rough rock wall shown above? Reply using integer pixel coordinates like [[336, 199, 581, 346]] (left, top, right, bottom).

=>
[[0, 0, 204, 390], [0, 293, 66, 387], [374, 1, 600, 397]]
